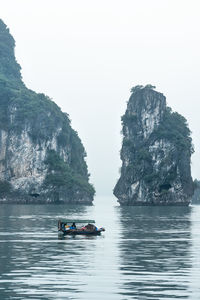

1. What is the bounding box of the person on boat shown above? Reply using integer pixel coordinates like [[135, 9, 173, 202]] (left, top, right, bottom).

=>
[[61, 223, 66, 230], [70, 222, 76, 229]]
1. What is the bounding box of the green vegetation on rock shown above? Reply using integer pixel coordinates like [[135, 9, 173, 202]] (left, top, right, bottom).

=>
[[192, 179, 200, 204], [130, 84, 156, 94], [0, 19, 21, 82], [153, 107, 194, 155], [0, 180, 12, 197], [44, 150, 95, 196]]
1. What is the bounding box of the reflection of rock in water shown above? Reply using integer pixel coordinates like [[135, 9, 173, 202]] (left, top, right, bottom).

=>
[[118, 206, 192, 299]]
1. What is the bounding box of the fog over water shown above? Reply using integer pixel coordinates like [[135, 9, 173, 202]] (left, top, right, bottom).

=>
[[1, 0, 200, 195]]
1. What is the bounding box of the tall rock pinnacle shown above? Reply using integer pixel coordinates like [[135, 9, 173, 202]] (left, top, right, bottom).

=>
[[114, 85, 194, 206]]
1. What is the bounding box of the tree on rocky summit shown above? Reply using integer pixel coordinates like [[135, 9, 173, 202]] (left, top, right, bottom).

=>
[[144, 84, 156, 89], [130, 85, 144, 93]]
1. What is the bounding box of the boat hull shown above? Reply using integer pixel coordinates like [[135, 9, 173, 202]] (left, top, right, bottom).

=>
[[58, 229, 102, 236]]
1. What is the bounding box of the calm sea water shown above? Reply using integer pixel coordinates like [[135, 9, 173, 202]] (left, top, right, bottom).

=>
[[0, 197, 200, 300]]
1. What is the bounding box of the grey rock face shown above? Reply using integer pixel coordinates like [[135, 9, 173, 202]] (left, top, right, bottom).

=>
[[114, 86, 194, 205], [0, 121, 93, 204]]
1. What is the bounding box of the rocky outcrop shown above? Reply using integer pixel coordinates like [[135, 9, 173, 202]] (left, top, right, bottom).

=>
[[114, 85, 194, 205], [0, 19, 95, 204]]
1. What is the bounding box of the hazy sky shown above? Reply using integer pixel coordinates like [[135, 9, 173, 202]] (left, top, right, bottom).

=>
[[1, 0, 200, 196]]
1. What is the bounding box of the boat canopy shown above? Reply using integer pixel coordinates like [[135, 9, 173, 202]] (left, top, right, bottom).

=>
[[59, 219, 95, 224]]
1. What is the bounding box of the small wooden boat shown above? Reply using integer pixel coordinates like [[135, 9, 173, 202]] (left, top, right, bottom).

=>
[[58, 219, 105, 236]]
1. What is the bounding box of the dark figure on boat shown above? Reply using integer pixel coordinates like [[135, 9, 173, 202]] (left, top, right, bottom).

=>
[[70, 222, 76, 229]]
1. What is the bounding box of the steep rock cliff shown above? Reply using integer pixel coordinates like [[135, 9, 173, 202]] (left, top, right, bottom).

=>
[[114, 85, 194, 205], [0, 19, 95, 203]]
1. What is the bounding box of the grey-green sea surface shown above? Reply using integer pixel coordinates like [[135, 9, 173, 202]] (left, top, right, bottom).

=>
[[0, 197, 200, 299]]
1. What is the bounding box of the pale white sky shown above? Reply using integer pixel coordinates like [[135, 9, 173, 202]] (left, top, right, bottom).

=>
[[1, 0, 200, 196]]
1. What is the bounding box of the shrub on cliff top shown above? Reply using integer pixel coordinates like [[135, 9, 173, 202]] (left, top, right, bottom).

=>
[[130, 84, 156, 94]]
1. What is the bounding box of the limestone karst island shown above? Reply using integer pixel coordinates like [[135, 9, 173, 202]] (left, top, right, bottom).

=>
[[114, 85, 194, 206], [0, 19, 95, 204]]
